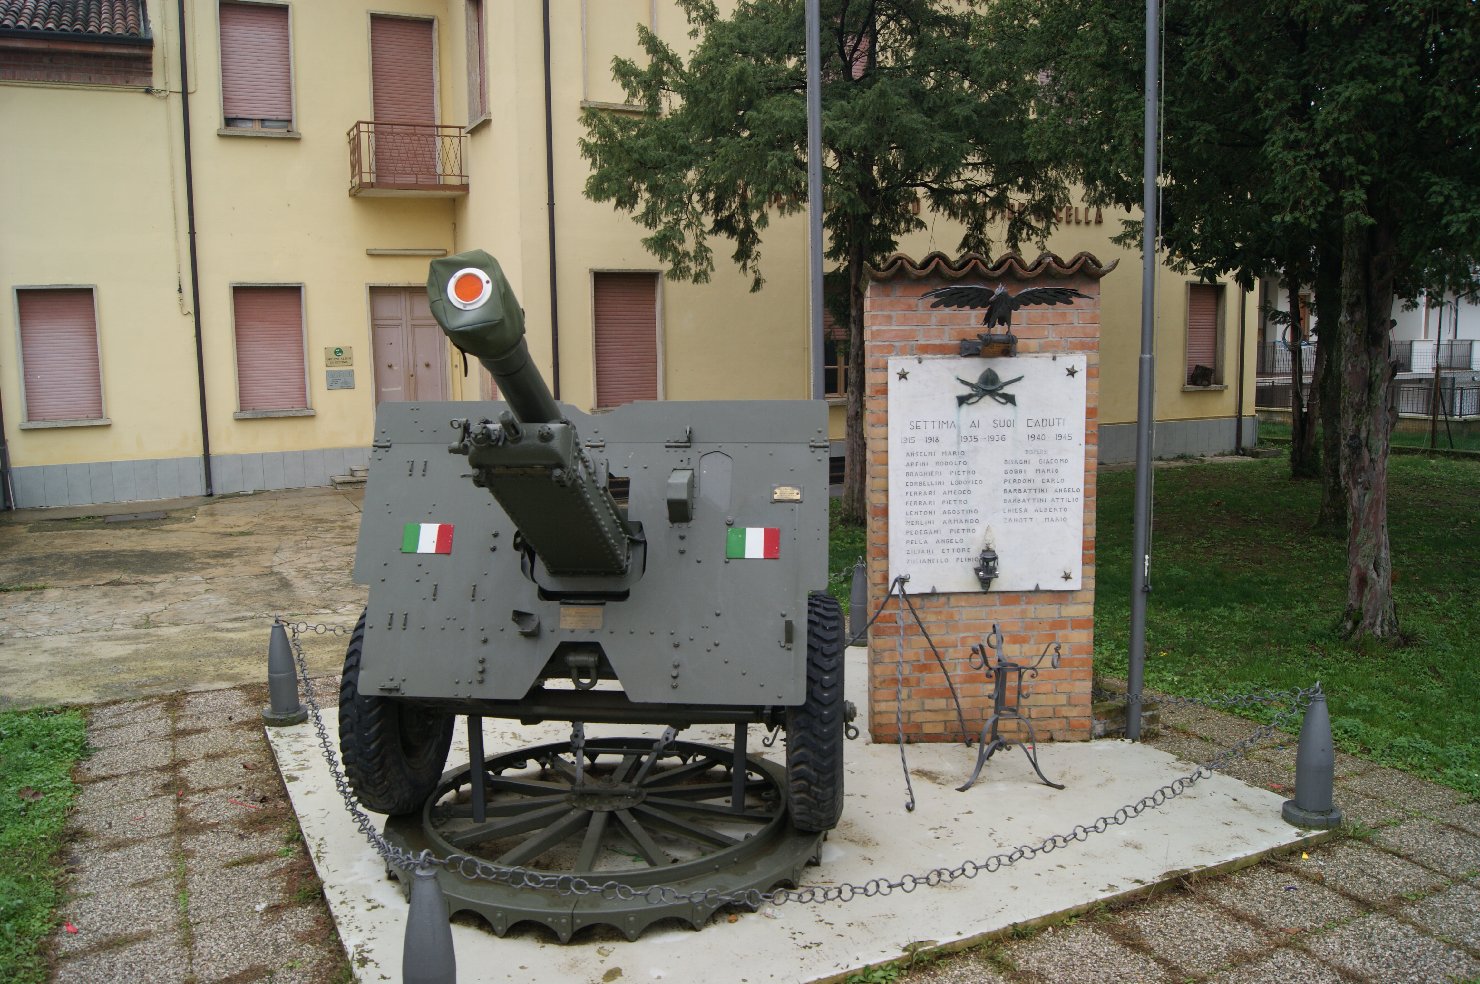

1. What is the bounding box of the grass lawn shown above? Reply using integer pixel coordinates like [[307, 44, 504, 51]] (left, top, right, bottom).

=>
[[1259, 418, 1480, 454], [1096, 455, 1479, 797], [830, 454, 1480, 797], [0, 708, 88, 984]]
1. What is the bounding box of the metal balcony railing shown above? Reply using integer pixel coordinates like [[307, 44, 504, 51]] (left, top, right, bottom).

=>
[[348, 121, 468, 196]]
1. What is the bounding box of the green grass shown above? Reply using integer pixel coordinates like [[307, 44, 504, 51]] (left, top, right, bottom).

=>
[[1259, 418, 1480, 454], [1094, 455, 1480, 797], [828, 499, 867, 616], [0, 708, 88, 984]]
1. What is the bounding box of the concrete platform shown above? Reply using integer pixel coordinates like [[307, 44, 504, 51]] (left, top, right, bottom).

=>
[[267, 648, 1325, 983]]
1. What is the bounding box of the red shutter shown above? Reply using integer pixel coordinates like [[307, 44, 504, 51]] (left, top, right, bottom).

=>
[[234, 286, 307, 411], [371, 15, 436, 124], [1186, 284, 1219, 380], [18, 288, 103, 421], [594, 273, 658, 408], [466, 0, 488, 119], [220, 3, 291, 124]]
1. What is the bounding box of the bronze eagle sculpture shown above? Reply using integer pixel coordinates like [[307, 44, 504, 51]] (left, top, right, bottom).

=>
[[923, 283, 1090, 334]]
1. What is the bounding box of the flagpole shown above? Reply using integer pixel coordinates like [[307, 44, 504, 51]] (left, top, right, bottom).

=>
[[1126, 0, 1160, 740], [806, 0, 825, 401]]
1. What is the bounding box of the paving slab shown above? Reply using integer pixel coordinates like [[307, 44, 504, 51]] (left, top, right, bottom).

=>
[[1300, 912, 1480, 983], [1373, 818, 1480, 879], [1402, 881, 1480, 951], [999, 924, 1172, 983], [269, 648, 1324, 983], [1277, 839, 1449, 906], [1197, 864, 1362, 933], [1205, 947, 1349, 984], [1115, 895, 1274, 976], [52, 929, 194, 984]]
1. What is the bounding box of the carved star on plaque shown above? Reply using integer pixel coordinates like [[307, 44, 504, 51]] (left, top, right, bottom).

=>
[[1065, 365, 1079, 378], [897, 368, 910, 381], [1062, 570, 1073, 581]]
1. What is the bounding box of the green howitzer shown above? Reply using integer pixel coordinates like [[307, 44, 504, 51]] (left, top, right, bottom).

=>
[[427, 251, 629, 578]]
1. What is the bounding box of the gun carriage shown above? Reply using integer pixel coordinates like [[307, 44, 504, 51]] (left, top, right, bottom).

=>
[[337, 251, 848, 938]]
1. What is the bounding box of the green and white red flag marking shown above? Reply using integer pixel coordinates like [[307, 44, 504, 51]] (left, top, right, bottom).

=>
[[402, 522, 454, 555], [725, 527, 780, 559]]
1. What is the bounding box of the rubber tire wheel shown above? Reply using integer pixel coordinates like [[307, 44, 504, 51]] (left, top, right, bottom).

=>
[[339, 609, 455, 816], [785, 591, 846, 832]]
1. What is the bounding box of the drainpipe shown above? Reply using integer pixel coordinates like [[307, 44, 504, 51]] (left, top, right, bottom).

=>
[[1234, 281, 1248, 454], [541, 0, 562, 400], [0, 394, 13, 510], [177, 0, 214, 495]]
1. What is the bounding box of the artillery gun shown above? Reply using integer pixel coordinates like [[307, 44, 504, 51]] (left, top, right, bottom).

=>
[[338, 250, 848, 939]]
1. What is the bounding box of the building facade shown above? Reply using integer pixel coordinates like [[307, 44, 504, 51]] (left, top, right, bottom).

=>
[[0, 0, 1257, 510]]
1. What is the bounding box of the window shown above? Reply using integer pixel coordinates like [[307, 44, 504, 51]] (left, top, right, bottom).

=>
[[219, 2, 293, 132], [1185, 283, 1224, 386], [16, 288, 104, 424], [466, 0, 488, 123], [233, 286, 308, 414], [823, 308, 848, 398], [593, 273, 659, 408]]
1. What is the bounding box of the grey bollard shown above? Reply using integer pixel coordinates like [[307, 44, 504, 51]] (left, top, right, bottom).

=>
[[403, 863, 456, 984], [262, 620, 308, 727], [1281, 684, 1343, 829], [848, 559, 868, 642]]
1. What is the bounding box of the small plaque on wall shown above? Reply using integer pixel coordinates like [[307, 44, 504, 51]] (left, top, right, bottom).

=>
[[326, 369, 355, 390], [324, 346, 354, 367]]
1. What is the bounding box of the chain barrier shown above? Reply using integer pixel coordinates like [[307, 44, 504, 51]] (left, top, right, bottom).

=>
[[279, 617, 1317, 910]]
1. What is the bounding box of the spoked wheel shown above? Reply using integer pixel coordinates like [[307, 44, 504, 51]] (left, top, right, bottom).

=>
[[383, 735, 824, 941]]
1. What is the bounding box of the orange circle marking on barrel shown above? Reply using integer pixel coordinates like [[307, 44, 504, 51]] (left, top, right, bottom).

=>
[[453, 273, 485, 304]]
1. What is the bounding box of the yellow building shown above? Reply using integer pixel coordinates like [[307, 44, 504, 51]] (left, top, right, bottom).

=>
[[0, 0, 1254, 510]]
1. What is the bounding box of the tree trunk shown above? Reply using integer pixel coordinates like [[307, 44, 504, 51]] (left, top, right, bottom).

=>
[[1313, 245, 1346, 532], [1337, 214, 1400, 641], [839, 242, 869, 525], [1287, 277, 1319, 479]]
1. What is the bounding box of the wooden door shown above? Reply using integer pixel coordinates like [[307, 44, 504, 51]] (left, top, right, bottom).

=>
[[371, 288, 446, 404]]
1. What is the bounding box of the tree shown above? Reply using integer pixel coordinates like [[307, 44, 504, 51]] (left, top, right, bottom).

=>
[[1017, 0, 1480, 641], [579, 0, 1068, 522]]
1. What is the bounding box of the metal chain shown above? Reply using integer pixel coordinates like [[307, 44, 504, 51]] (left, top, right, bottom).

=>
[[283, 619, 1317, 910]]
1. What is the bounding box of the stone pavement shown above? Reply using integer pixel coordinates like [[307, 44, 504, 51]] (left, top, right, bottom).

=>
[[3, 488, 1477, 983]]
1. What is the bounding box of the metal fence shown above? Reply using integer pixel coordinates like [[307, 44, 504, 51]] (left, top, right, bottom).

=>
[[348, 121, 468, 195], [1257, 375, 1480, 417], [1392, 340, 1476, 373]]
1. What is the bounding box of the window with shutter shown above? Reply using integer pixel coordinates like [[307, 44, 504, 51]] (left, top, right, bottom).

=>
[[593, 273, 659, 408], [219, 2, 293, 131], [1186, 284, 1223, 385], [16, 288, 104, 424], [233, 286, 308, 413], [466, 0, 488, 122]]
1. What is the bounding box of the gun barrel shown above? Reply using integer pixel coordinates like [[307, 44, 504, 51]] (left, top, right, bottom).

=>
[[427, 250, 559, 425]]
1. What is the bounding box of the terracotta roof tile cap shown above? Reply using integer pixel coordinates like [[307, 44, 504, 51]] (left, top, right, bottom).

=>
[[869, 251, 1119, 282]]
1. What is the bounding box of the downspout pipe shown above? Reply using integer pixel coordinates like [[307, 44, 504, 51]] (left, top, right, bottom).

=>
[[541, 0, 562, 400], [1234, 283, 1248, 454], [177, 0, 214, 496], [1125, 0, 1160, 740]]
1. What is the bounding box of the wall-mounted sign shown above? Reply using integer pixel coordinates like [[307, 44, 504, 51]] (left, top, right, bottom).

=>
[[326, 369, 355, 390], [887, 354, 1087, 593], [324, 346, 354, 367]]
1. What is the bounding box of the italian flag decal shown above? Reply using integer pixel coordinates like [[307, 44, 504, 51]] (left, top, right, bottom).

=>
[[725, 527, 780, 559], [401, 522, 454, 555]]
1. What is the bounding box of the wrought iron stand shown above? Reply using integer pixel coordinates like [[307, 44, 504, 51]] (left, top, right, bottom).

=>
[[957, 625, 1066, 792]]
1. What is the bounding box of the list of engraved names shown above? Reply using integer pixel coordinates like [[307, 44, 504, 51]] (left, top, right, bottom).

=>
[[887, 355, 1087, 594]]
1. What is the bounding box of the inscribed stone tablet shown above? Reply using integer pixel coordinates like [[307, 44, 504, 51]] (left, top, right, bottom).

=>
[[887, 355, 1086, 593]]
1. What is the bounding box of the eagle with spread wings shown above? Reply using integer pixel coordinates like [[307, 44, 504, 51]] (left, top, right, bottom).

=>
[[923, 283, 1090, 334]]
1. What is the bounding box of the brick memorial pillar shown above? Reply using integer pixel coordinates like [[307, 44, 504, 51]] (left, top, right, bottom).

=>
[[862, 252, 1116, 744]]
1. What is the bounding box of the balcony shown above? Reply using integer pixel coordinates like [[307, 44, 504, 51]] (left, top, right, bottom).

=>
[[348, 121, 468, 197]]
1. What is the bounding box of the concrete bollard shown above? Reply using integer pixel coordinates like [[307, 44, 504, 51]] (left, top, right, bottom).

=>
[[262, 620, 308, 727], [1281, 683, 1344, 829], [848, 559, 868, 643], [403, 862, 456, 984]]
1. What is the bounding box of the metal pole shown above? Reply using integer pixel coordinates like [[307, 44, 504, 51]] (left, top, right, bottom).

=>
[[1126, 0, 1160, 740], [805, 0, 825, 401]]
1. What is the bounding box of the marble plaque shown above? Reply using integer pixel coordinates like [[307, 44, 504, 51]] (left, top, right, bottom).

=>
[[887, 354, 1087, 593]]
